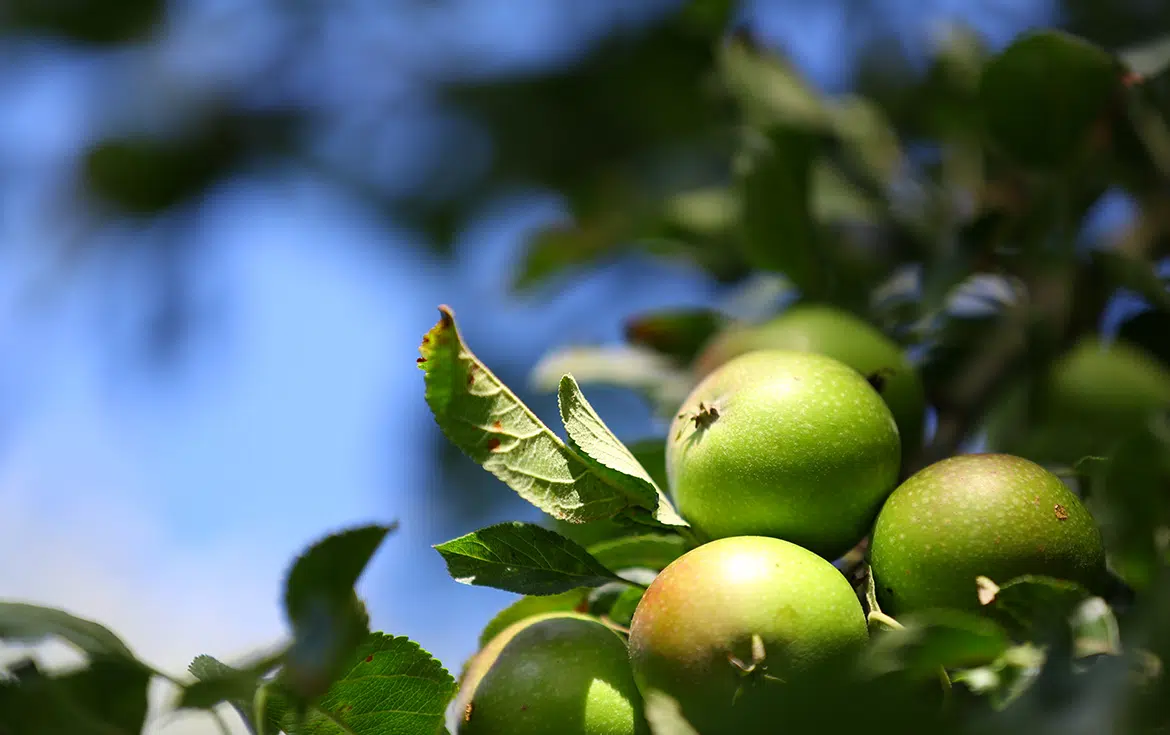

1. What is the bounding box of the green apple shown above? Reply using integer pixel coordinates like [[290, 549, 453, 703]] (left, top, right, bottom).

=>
[[455, 612, 648, 735], [987, 337, 1170, 464], [693, 304, 926, 462], [628, 536, 868, 734], [667, 349, 901, 559], [869, 453, 1107, 615]]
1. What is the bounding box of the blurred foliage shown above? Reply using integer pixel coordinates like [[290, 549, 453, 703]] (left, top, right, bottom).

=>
[[4, 0, 1170, 730]]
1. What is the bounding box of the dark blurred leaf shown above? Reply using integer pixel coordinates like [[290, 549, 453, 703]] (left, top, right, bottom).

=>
[[1091, 249, 1170, 311], [0, 658, 150, 735], [85, 128, 239, 215], [977, 574, 1092, 638], [1088, 426, 1170, 590], [276, 633, 456, 735], [864, 610, 1011, 679], [1118, 309, 1170, 368], [588, 582, 645, 628], [513, 216, 630, 292], [678, 0, 737, 35], [282, 525, 391, 701], [477, 589, 590, 648], [5, 0, 161, 45], [980, 30, 1119, 169], [434, 522, 624, 595], [0, 603, 138, 663], [738, 127, 824, 295], [855, 27, 985, 142], [623, 308, 729, 363], [1064, 0, 1170, 51]]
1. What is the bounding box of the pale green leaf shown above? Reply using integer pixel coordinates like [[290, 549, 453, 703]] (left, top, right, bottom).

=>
[[558, 375, 687, 528], [420, 305, 654, 522]]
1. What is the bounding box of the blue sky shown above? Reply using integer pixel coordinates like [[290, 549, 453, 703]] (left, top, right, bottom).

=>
[[0, 1, 1075, 732]]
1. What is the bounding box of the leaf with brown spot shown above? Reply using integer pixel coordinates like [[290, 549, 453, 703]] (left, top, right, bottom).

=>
[[419, 305, 657, 523], [274, 633, 455, 735]]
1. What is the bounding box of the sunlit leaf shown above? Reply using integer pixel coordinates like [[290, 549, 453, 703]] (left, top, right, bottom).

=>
[[422, 305, 662, 522], [558, 375, 687, 527]]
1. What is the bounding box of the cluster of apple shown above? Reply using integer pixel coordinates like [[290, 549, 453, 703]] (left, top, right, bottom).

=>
[[453, 306, 1144, 735]]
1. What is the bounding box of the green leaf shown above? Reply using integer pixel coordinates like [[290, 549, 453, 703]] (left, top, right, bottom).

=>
[[181, 650, 285, 714], [951, 643, 1047, 710], [185, 654, 287, 735], [978, 574, 1092, 636], [979, 30, 1119, 169], [623, 308, 729, 363], [589, 584, 645, 628], [587, 534, 687, 572], [421, 305, 659, 522], [863, 610, 1011, 679], [512, 219, 629, 292], [0, 602, 139, 663], [435, 522, 625, 595], [737, 127, 824, 296], [718, 34, 829, 131], [282, 525, 392, 701], [278, 633, 456, 735], [529, 345, 694, 419], [477, 589, 590, 648], [558, 375, 687, 528], [0, 657, 150, 735]]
